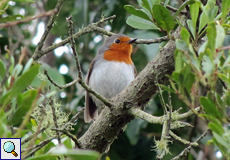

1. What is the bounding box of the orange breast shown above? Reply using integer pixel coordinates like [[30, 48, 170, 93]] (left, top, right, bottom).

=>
[[103, 50, 133, 65]]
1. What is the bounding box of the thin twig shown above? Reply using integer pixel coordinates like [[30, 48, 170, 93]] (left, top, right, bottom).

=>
[[34, 0, 66, 58], [43, 69, 80, 89], [172, 129, 209, 160], [66, 16, 83, 80], [66, 16, 113, 108], [0, 9, 57, 28], [136, 36, 169, 44], [157, 85, 167, 113], [170, 131, 198, 146], [67, 109, 84, 125], [33, 15, 116, 60], [22, 136, 56, 159], [21, 125, 49, 145], [33, 14, 169, 60], [94, 15, 116, 25], [39, 32, 168, 57], [170, 121, 193, 129], [52, 128, 81, 148], [160, 2, 187, 14]]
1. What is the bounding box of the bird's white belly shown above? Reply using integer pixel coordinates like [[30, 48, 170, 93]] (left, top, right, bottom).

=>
[[89, 61, 135, 104]]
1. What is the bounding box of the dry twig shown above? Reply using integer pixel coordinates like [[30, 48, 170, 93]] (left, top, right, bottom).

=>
[[0, 9, 57, 28], [172, 129, 209, 160]]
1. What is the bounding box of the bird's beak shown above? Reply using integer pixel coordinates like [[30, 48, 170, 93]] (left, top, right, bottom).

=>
[[127, 38, 137, 44]]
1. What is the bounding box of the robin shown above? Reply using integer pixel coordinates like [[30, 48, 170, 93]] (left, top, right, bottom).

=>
[[84, 34, 137, 123]]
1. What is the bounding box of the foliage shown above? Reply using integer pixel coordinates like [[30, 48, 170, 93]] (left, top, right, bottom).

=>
[[167, 1, 230, 158]]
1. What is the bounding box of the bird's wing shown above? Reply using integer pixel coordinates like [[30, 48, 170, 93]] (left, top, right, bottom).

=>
[[84, 60, 98, 123]]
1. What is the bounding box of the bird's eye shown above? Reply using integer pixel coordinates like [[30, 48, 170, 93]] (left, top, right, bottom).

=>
[[114, 39, 120, 44]]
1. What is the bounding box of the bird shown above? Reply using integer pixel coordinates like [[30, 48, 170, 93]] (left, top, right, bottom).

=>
[[84, 34, 137, 123]]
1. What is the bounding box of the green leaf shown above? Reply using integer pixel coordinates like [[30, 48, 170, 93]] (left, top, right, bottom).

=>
[[198, 12, 208, 33], [221, 55, 230, 71], [164, 0, 170, 7], [0, 1, 9, 11], [27, 149, 100, 160], [221, 0, 230, 22], [200, 97, 221, 119], [218, 73, 229, 84], [173, 0, 196, 18], [0, 14, 23, 23], [184, 73, 195, 92], [0, 65, 40, 107], [172, 72, 184, 87], [181, 28, 190, 44], [176, 39, 188, 52], [190, 2, 200, 29], [0, 59, 6, 81], [126, 15, 160, 30], [0, 110, 12, 137], [215, 24, 225, 49], [62, 137, 75, 149], [124, 5, 152, 22], [187, 20, 195, 39], [9, 56, 15, 74], [175, 50, 183, 73], [206, 6, 218, 22], [141, 0, 153, 16], [152, 4, 176, 32], [198, 41, 208, 55], [206, 22, 216, 54], [154, 0, 161, 5], [157, 84, 175, 93], [12, 64, 23, 78], [203, 0, 218, 22], [201, 114, 224, 133], [8, 90, 38, 126], [126, 118, 148, 145], [208, 122, 224, 135], [202, 55, 213, 76], [22, 58, 33, 74], [213, 132, 230, 149], [11, 65, 39, 98]]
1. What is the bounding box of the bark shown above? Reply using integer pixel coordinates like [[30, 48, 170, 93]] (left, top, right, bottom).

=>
[[79, 25, 182, 153]]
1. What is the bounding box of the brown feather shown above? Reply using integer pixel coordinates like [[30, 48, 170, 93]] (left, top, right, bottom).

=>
[[84, 60, 98, 123]]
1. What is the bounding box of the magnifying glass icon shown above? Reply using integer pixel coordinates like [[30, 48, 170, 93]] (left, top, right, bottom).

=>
[[3, 141, 18, 157]]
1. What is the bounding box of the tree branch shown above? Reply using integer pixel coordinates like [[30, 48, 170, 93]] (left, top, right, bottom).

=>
[[0, 9, 57, 28], [33, 0, 66, 59], [129, 106, 200, 125], [172, 129, 209, 160]]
